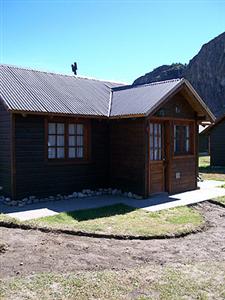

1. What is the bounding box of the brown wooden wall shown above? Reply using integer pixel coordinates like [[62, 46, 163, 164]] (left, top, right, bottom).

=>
[[152, 92, 198, 194], [14, 115, 110, 199], [210, 119, 225, 166], [154, 91, 196, 119], [109, 118, 147, 196], [170, 157, 196, 193], [0, 101, 12, 197]]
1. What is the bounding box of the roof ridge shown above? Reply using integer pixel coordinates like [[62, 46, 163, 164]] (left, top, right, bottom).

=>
[[112, 78, 182, 92], [0, 63, 126, 85], [0, 63, 74, 77]]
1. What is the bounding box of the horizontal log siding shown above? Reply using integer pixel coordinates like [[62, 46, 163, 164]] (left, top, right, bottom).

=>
[[14, 115, 110, 199], [110, 118, 146, 196], [210, 119, 225, 166], [0, 101, 12, 196], [170, 157, 196, 193]]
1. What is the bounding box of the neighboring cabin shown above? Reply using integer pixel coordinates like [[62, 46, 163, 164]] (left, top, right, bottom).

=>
[[0, 65, 215, 200], [199, 125, 210, 154], [202, 114, 225, 166]]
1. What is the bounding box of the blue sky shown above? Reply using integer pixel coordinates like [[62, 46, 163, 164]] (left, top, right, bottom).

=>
[[1, 0, 225, 83]]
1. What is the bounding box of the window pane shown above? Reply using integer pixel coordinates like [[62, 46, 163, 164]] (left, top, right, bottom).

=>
[[69, 136, 76, 146], [150, 123, 153, 135], [158, 148, 162, 160], [158, 124, 161, 136], [186, 126, 190, 138], [186, 138, 190, 152], [77, 147, 83, 158], [69, 147, 76, 158], [57, 147, 65, 158], [69, 124, 76, 135], [57, 135, 64, 146], [77, 124, 83, 135], [154, 124, 158, 135], [48, 135, 56, 146], [57, 123, 64, 134], [154, 136, 158, 147], [154, 149, 158, 160], [48, 123, 56, 134], [150, 135, 153, 148], [150, 148, 154, 160], [48, 147, 56, 159], [175, 137, 180, 153], [159, 135, 161, 148], [77, 135, 83, 146]]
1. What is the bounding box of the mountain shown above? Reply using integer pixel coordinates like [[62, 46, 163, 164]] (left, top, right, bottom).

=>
[[133, 32, 225, 117]]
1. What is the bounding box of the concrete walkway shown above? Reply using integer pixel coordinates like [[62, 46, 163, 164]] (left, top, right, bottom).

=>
[[1, 180, 225, 221]]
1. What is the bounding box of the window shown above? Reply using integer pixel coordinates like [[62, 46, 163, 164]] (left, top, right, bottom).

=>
[[48, 123, 65, 159], [150, 123, 163, 160], [68, 124, 84, 158], [174, 124, 191, 155], [47, 121, 87, 160]]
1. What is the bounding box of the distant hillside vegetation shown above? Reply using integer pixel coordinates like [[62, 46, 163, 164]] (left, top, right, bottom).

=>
[[133, 32, 225, 117]]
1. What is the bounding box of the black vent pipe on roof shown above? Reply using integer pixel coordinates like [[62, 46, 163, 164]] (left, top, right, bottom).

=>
[[71, 62, 77, 75]]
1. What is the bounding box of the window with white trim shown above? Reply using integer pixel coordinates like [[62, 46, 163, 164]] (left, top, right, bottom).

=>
[[47, 122, 86, 160]]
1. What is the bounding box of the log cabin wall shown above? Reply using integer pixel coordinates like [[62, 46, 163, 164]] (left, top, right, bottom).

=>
[[109, 118, 147, 196], [210, 118, 225, 166], [152, 92, 198, 194], [14, 114, 110, 199], [0, 101, 12, 197]]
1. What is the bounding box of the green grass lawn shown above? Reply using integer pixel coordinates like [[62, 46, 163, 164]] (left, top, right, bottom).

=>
[[0, 204, 204, 237], [26, 204, 204, 237], [0, 262, 224, 300], [213, 196, 225, 205], [199, 155, 225, 181]]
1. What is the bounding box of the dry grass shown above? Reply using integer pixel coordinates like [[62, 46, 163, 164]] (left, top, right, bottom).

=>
[[0, 262, 224, 300]]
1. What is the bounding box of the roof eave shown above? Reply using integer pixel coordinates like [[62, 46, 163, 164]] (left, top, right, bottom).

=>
[[183, 79, 216, 123]]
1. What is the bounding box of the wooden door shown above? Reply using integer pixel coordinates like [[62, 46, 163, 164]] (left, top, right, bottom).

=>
[[149, 122, 165, 194]]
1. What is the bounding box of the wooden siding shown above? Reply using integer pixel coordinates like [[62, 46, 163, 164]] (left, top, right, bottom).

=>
[[14, 115, 110, 199], [210, 119, 225, 166], [154, 91, 196, 119], [199, 133, 209, 154], [0, 101, 12, 197], [151, 93, 198, 194], [110, 118, 147, 196], [170, 157, 196, 193]]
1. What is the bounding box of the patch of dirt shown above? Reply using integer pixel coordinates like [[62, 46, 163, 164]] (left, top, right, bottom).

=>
[[0, 202, 224, 278]]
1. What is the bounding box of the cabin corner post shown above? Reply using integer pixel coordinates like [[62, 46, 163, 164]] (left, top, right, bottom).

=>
[[195, 120, 199, 188], [144, 118, 150, 197], [10, 113, 16, 199]]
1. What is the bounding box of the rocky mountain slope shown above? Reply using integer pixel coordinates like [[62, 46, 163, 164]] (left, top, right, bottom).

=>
[[133, 32, 225, 117]]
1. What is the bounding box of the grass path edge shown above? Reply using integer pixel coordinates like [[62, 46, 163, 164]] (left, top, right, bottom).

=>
[[0, 218, 208, 240]]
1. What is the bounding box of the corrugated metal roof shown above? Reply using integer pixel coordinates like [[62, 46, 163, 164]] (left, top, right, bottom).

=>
[[0, 64, 121, 116], [110, 79, 182, 117], [0, 64, 214, 121]]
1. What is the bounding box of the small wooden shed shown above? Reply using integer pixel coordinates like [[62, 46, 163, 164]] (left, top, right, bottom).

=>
[[0, 65, 215, 200]]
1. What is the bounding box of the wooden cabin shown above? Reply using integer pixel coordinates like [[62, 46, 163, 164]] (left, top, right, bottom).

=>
[[0, 65, 215, 200], [199, 125, 210, 154], [203, 114, 225, 166]]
